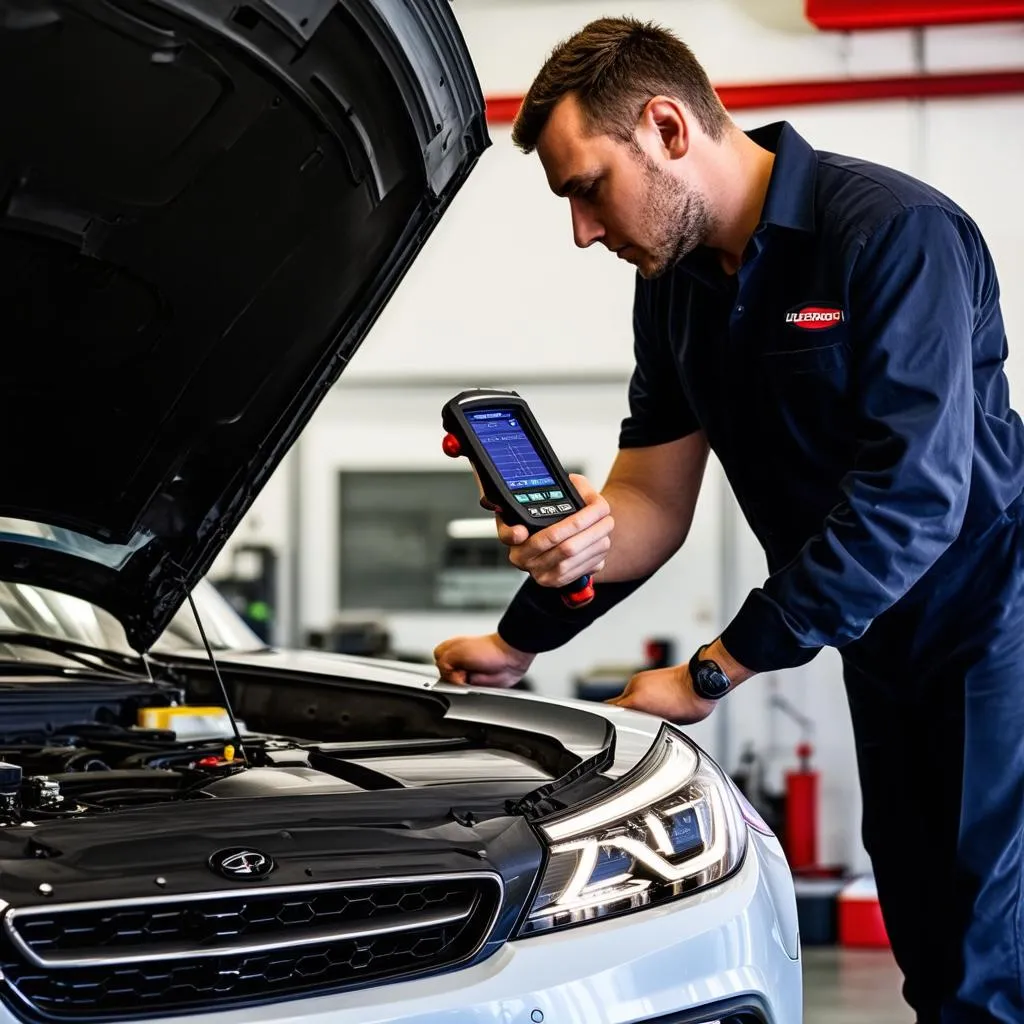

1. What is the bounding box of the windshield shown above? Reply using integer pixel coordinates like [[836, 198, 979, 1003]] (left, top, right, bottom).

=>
[[154, 581, 266, 654], [0, 578, 264, 664]]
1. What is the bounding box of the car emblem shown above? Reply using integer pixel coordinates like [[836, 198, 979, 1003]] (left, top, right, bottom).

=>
[[208, 847, 275, 880]]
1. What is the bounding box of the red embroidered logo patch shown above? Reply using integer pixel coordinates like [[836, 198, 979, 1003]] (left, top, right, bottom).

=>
[[785, 305, 845, 331]]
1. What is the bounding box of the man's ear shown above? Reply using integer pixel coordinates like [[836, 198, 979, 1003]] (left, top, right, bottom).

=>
[[640, 96, 689, 160]]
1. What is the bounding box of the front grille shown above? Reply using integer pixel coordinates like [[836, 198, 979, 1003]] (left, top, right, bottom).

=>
[[1, 873, 502, 1020]]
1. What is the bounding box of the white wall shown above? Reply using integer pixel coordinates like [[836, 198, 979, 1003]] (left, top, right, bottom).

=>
[[216, 2, 1024, 873]]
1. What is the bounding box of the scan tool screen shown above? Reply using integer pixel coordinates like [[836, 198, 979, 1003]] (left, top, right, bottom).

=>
[[465, 409, 556, 491]]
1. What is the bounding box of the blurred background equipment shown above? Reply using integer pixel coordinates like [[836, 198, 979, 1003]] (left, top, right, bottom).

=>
[[572, 636, 679, 702], [437, 517, 522, 610], [306, 612, 394, 658], [212, 543, 278, 643]]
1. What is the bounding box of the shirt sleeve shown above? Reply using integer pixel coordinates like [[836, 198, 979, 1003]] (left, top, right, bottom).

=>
[[497, 576, 650, 654], [619, 273, 701, 448], [721, 205, 978, 673]]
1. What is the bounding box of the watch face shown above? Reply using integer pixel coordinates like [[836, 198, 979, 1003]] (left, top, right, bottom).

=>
[[695, 663, 731, 700]]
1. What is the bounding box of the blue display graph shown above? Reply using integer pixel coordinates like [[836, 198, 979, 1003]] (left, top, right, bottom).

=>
[[468, 410, 556, 490]]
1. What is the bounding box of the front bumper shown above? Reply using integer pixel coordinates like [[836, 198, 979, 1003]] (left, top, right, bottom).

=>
[[0, 830, 800, 1024]]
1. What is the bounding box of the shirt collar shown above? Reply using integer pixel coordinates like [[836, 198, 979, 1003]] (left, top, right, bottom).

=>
[[748, 120, 818, 234], [676, 120, 818, 287]]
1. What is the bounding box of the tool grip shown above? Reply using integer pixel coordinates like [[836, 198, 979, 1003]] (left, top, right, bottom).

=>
[[561, 575, 595, 609]]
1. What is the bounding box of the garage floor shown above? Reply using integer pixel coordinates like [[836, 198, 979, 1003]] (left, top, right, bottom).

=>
[[805, 947, 909, 1022]]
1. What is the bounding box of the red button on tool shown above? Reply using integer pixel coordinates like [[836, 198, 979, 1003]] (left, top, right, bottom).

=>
[[562, 578, 596, 608], [442, 433, 462, 458]]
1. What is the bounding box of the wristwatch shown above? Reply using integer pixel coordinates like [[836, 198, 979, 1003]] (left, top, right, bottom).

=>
[[689, 645, 732, 701]]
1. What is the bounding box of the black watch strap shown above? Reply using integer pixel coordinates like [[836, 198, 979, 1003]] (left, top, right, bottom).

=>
[[689, 645, 732, 701]]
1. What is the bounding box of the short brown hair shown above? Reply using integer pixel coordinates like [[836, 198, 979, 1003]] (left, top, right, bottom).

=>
[[511, 17, 730, 154]]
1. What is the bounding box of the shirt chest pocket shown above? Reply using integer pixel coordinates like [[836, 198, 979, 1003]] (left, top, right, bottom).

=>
[[760, 340, 847, 376], [755, 333, 852, 433]]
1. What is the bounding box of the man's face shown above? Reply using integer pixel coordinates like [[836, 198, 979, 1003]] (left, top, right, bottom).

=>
[[536, 94, 711, 279]]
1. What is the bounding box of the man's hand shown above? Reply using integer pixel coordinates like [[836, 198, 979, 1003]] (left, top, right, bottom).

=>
[[608, 638, 753, 723], [433, 633, 535, 688], [495, 474, 614, 589], [608, 664, 719, 724]]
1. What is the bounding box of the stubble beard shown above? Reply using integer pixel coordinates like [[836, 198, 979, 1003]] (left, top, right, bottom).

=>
[[636, 153, 713, 280]]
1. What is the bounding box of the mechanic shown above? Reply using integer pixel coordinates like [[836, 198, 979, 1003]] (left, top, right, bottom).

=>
[[433, 16, 1024, 1024]]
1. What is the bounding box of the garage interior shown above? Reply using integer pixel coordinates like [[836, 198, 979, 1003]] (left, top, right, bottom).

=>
[[175, 1, 1024, 1021]]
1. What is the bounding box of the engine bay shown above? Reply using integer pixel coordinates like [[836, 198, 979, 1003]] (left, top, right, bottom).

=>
[[0, 671, 561, 827], [0, 726, 341, 824]]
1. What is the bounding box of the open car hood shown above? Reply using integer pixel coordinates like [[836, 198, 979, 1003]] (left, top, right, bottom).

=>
[[0, 0, 489, 650]]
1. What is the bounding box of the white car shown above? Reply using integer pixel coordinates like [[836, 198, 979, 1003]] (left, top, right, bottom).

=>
[[0, 580, 801, 1024], [0, 0, 801, 1022]]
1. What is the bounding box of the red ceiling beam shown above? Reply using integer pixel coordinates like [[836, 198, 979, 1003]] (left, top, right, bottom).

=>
[[485, 69, 1024, 124], [485, 96, 527, 124], [806, 0, 1024, 30]]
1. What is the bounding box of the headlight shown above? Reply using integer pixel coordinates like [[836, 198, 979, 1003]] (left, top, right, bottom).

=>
[[518, 725, 747, 936]]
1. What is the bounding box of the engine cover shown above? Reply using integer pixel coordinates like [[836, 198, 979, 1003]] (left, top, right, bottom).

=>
[[202, 766, 362, 797]]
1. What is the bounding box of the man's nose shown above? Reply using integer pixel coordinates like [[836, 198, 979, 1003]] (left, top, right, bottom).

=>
[[570, 200, 603, 249]]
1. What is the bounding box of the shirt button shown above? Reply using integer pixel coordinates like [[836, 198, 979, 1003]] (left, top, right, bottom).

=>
[[736, 304, 745, 315]]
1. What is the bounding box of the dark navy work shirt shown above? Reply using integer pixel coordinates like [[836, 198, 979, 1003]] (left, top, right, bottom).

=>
[[624, 120, 1024, 671], [499, 121, 1024, 671]]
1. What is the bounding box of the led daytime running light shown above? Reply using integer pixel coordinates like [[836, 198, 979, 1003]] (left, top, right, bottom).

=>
[[540, 728, 698, 844], [519, 728, 746, 936]]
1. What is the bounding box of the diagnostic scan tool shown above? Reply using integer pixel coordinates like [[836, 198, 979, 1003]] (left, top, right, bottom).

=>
[[442, 389, 595, 608]]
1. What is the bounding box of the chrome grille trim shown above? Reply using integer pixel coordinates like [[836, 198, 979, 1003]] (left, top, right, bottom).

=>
[[8, 906, 473, 969], [3, 872, 504, 970]]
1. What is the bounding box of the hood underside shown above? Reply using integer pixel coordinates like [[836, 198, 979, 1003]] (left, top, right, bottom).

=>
[[0, 0, 489, 650]]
